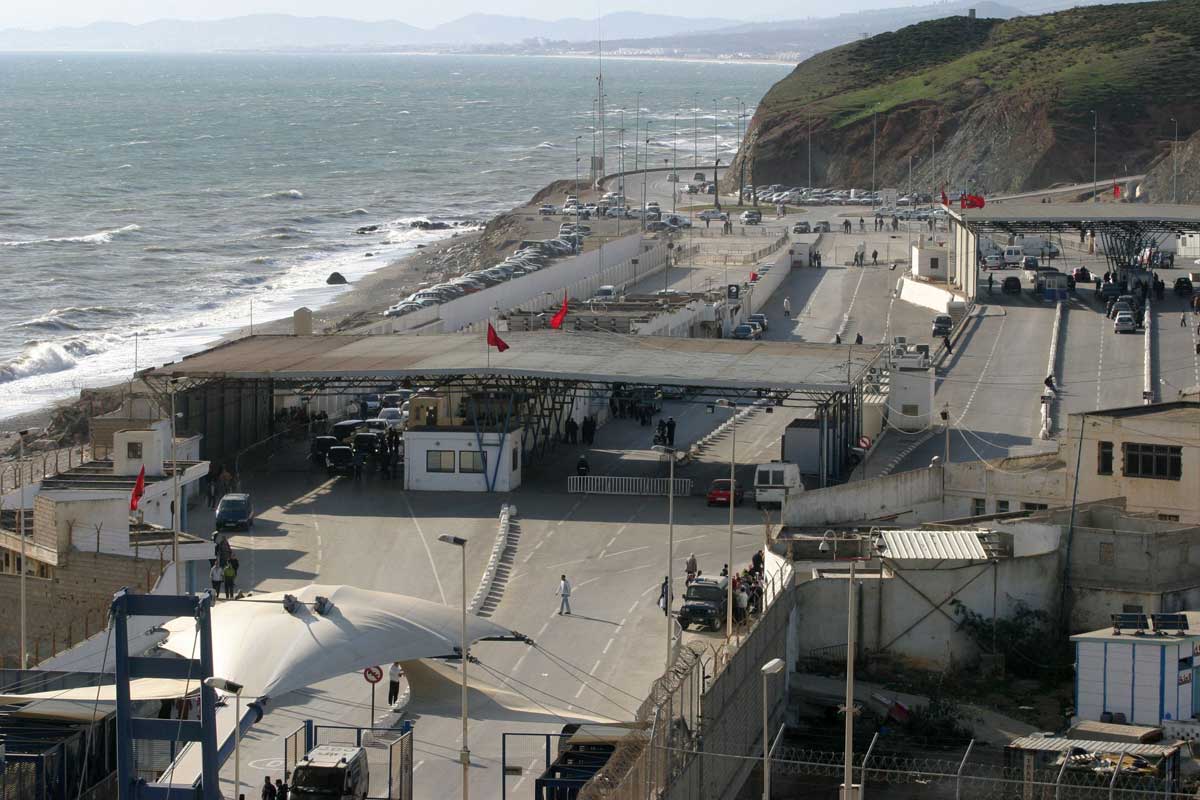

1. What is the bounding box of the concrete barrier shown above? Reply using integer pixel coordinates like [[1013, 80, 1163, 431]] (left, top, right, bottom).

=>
[[1040, 301, 1064, 440], [1143, 295, 1154, 404], [899, 276, 957, 313]]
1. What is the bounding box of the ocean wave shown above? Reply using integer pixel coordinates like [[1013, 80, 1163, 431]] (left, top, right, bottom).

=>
[[262, 189, 304, 200], [116, 164, 134, 169], [342, 208, 369, 216], [535, 142, 557, 149], [121, 140, 152, 146], [0, 224, 140, 247], [0, 339, 99, 384]]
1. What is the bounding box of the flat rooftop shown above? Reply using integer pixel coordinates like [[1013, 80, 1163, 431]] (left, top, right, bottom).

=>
[[146, 333, 884, 393], [40, 460, 202, 492], [955, 203, 1200, 226]]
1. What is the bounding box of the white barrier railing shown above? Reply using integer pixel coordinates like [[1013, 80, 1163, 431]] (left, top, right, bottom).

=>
[[1040, 300, 1064, 440], [468, 503, 516, 616], [567, 476, 693, 496], [1143, 294, 1154, 404]]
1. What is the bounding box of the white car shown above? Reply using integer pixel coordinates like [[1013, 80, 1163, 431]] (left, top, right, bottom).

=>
[[983, 254, 1004, 269], [697, 209, 728, 221], [376, 407, 407, 430], [538, 204, 556, 215], [1113, 312, 1137, 333]]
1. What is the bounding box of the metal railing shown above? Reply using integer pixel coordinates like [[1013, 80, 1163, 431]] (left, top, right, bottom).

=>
[[567, 475, 693, 496], [0, 445, 94, 494]]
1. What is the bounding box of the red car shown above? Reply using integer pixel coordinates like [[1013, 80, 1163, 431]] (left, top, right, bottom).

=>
[[706, 479, 744, 506]]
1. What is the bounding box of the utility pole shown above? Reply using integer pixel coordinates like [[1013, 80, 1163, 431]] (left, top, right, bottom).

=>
[[942, 402, 951, 465], [1171, 116, 1179, 204], [16, 429, 30, 669], [672, 114, 679, 215], [633, 92, 642, 186], [871, 107, 878, 204], [1091, 109, 1098, 203], [693, 92, 699, 169], [642, 123, 651, 231], [713, 98, 720, 204], [808, 118, 813, 189], [171, 381, 181, 593]]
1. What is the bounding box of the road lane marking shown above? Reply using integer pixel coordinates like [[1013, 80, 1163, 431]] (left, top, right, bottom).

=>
[[401, 494, 447, 605], [954, 311, 1004, 427], [619, 564, 654, 574], [602, 638, 615, 654], [627, 601, 639, 614], [602, 545, 649, 559]]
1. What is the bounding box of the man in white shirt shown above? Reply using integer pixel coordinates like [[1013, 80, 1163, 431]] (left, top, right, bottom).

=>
[[387, 661, 404, 708], [209, 561, 223, 596], [557, 574, 572, 615]]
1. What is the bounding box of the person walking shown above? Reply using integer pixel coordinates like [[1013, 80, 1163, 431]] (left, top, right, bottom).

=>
[[871, 249, 878, 266], [209, 561, 223, 596], [275, 779, 289, 800], [388, 661, 404, 708], [854, 332, 863, 345], [783, 297, 791, 318], [658, 577, 671, 617], [262, 777, 277, 800], [222, 560, 237, 600], [858, 217, 865, 232], [1183, 313, 1189, 328], [988, 273, 994, 292], [557, 574, 572, 615], [834, 333, 842, 344], [666, 417, 676, 447], [685, 553, 698, 584], [943, 335, 953, 354]]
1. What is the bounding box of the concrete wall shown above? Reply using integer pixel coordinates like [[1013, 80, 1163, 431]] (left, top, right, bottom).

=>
[[795, 551, 1060, 670], [899, 275, 957, 313], [784, 466, 945, 526], [1062, 410, 1200, 523], [403, 429, 523, 492], [944, 458, 1069, 515], [0, 549, 165, 667]]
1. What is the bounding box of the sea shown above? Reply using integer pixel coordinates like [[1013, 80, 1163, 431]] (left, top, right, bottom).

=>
[[0, 52, 789, 421]]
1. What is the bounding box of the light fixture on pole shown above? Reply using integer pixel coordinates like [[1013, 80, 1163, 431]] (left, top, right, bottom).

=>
[[574, 135, 582, 209], [652, 444, 677, 669], [871, 107, 878, 206], [642, 123, 652, 232], [633, 91, 642, 180], [204, 677, 244, 800], [761, 658, 785, 800], [438, 533, 470, 800]]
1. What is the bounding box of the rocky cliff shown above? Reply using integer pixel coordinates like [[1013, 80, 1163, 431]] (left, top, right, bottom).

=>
[[729, 0, 1200, 195]]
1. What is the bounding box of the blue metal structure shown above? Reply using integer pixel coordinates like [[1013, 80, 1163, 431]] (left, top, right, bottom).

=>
[[112, 588, 220, 800]]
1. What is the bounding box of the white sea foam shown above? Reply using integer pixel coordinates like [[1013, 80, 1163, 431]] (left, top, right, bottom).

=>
[[0, 224, 141, 247], [262, 189, 304, 200]]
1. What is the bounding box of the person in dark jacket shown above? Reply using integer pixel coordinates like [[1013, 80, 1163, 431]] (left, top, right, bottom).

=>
[[262, 777, 277, 800]]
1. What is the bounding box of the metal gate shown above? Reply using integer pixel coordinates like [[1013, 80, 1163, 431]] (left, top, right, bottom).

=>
[[389, 730, 413, 800], [309, 724, 414, 800], [567, 475, 692, 496], [283, 724, 306, 779]]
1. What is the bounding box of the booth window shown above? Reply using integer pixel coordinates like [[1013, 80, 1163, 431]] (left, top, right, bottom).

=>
[[460, 451, 486, 474], [426, 450, 455, 473]]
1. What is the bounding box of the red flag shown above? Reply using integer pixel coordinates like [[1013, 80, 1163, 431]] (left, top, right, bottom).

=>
[[940, 188, 949, 207], [961, 194, 986, 210], [549, 294, 569, 329], [486, 322, 509, 352], [1113, 183, 1122, 200], [130, 465, 145, 511]]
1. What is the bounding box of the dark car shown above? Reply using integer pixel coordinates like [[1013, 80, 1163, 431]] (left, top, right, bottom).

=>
[[706, 478, 744, 506], [931, 314, 953, 337], [677, 577, 729, 631], [215, 493, 253, 532], [1099, 282, 1123, 301], [352, 431, 382, 458], [326, 446, 355, 476], [309, 435, 338, 463], [1072, 266, 1092, 283], [331, 419, 366, 443], [1001, 276, 1022, 294], [1175, 277, 1194, 296], [731, 324, 759, 341]]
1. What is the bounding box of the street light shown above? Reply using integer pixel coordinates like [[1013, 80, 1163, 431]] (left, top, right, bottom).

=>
[[652, 444, 678, 669], [204, 677, 244, 800], [712, 399, 739, 644], [871, 107, 878, 205], [761, 658, 784, 800], [574, 135, 582, 208], [10, 428, 34, 669], [1091, 109, 1098, 203], [169, 378, 182, 593], [1171, 117, 1179, 204], [818, 531, 885, 800], [437, 533, 470, 800], [634, 92, 642, 180], [642, 124, 652, 232]]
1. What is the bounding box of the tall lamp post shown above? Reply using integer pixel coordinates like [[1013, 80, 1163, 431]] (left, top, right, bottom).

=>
[[633, 92, 642, 181], [819, 531, 885, 800], [761, 658, 785, 800], [693, 92, 700, 169], [574, 136, 582, 206], [642, 124, 652, 232], [1091, 109, 1098, 203], [438, 534, 471, 800], [1171, 117, 1179, 204], [871, 107, 878, 206], [204, 678, 244, 800], [12, 428, 33, 668], [712, 399, 740, 644], [652, 444, 678, 669]]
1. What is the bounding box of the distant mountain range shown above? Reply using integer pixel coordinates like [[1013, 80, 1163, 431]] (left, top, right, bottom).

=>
[[0, 11, 743, 51]]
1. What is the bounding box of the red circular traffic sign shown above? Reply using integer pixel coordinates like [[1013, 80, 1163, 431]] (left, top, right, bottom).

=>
[[858, 436, 872, 449], [363, 666, 383, 684]]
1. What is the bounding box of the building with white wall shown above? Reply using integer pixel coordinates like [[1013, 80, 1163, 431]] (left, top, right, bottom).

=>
[[911, 244, 949, 281], [403, 426, 524, 492]]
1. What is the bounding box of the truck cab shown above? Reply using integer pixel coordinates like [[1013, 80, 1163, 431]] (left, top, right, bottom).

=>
[[290, 745, 369, 800], [753, 462, 802, 509]]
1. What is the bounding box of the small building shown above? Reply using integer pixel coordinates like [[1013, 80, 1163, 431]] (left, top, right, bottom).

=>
[[1072, 614, 1200, 730], [885, 339, 934, 432], [403, 425, 524, 492], [1004, 735, 1181, 794], [911, 244, 949, 281]]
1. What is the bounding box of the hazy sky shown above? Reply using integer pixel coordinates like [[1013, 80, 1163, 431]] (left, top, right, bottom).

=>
[[0, 0, 921, 30]]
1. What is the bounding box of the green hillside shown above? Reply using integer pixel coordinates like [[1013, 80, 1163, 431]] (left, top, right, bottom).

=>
[[733, 0, 1200, 193]]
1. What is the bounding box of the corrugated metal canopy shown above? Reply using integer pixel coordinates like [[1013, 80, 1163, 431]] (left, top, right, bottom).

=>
[[144, 332, 883, 392], [1007, 736, 1179, 757], [879, 529, 988, 561]]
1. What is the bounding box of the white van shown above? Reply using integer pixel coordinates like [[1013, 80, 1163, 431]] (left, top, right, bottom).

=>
[[291, 744, 369, 799], [1002, 246, 1024, 267], [592, 284, 616, 301], [754, 462, 802, 509]]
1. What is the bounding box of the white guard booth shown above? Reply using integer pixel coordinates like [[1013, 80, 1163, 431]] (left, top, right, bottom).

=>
[[911, 244, 949, 281], [403, 425, 524, 492]]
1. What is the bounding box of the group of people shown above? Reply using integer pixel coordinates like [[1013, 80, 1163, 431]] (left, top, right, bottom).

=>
[[275, 405, 328, 435], [701, 216, 736, 234], [678, 550, 770, 623], [372, 429, 404, 480], [562, 416, 598, 446], [806, 249, 823, 267], [609, 393, 658, 424], [209, 534, 240, 600], [872, 214, 900, 232], [653, 417, 677, 447], [261, 776, 289, 800], [849, 249, 879, 267]]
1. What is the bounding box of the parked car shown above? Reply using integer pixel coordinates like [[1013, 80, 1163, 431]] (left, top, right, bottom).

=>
[[814, 221, 832, 232], [1002, 276, 1022, 294], [697, 209, 728, 221], [1113, 312, 1137, 333], [792, 221, 811, 234], [215, 493, 253, 532], [538, 204, 556, 215], [740, 210, 762, 225], [931, 314, 953, 337], [1175, 277, 1194, 296], [326, 446, 355, 477], [309, 435, 338, 463], [676, 576, 729, 631], [748, 313, 769, 332], [983, 254, 1004, 270], [706, 478, 745, 506], [731, 323, 759, 340]]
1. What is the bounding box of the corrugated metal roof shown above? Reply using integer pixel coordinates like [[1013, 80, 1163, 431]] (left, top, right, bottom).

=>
[[880, 529, 988, 561], [1007, 736, 1179, 758]]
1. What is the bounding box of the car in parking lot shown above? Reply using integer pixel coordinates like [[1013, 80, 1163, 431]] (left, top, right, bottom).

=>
[[1002, 276, 1022, 294], [731, 323, 759, 340], [792, 221, 811, 234], [740, 210, 762, 225], [215, 493, 254, 531], [814, 221, 832, 232], [748, 313, 769, 332], [697, 209, 728, 221], [676, 576, 729, 631], [983, 254, 1004, 270], [1113, 312, 1137, 333], [538, 204, 556, 215], [706, 478, 744, 506]]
